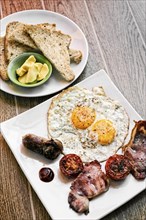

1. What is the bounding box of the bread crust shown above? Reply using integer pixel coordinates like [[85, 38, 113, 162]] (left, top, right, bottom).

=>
[[0, 37, 9, 80]]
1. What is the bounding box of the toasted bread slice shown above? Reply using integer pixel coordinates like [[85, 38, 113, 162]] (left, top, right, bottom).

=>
[[5, 40, 32, 62], [9, 23, 56, 49], [27, 25, 75, 81], [8, 22, 82, 64], [8, 23, 36, 49], [0, 37, 9, 80], [4, 22, 33, 62]]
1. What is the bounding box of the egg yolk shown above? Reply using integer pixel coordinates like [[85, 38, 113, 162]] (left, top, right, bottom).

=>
[[71, 106, 96, 129], [91, 119, 116, 145]]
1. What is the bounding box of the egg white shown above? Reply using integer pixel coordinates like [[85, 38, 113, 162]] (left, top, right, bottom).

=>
[[47, 86, 129, 162]]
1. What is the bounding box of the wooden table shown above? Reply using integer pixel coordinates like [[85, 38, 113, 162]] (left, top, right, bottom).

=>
[[0, 0, 146, 219]]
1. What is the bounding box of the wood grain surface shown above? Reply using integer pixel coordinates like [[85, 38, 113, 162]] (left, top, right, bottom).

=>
[[0, 0, 146, 220]]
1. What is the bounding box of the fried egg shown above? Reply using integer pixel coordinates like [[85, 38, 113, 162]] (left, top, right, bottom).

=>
[[47, 86, 129, 162]]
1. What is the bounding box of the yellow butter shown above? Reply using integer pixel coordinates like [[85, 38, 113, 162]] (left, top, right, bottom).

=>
[[25, 64, 39, 83], [17, 55, 49, 84], [37, 63, 49, 81], [16, 66, 27, 77], [18, 74, 27, 84], [34, 62, 43, 72], [16, 55, 36, 76]]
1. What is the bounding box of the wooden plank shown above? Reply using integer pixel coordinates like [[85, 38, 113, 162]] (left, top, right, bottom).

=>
[[86, 0, 146, 119], [0, 91, 16, 122], [1, 0, 43, 14], [0, 134, 34, 220], [128, 0, 146, 43]]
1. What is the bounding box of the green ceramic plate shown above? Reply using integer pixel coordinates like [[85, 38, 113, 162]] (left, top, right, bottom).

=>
[[7, 52, 52, 88]]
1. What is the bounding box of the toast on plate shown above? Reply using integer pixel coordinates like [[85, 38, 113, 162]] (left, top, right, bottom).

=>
[[27, 25, 75, 81], [9, 22, 82, 64], [0, 37, 9, 80], [9, 23, 56, 49], [4, 22, 32, 62]]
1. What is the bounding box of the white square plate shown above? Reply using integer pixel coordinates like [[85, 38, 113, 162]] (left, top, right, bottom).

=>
[[1, 70, 145, 220]]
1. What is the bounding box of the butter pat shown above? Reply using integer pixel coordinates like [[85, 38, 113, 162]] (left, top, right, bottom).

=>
[[37, 63, 49, 81], [35, 63, 43, 72], [18, 74, 27, 84], [16, 55, 36, 76], [25, 65, 39, 83]]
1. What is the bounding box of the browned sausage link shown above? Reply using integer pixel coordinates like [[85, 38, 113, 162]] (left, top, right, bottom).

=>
[[22, 134, 63, 160]]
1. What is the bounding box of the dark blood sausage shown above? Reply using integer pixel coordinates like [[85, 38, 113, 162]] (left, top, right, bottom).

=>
[[123, 121, 146, 180], [105, 154, 131, 180], [68, 160, 109, 215], [22, 134, 63, 160], [59, 154, 83, 178]]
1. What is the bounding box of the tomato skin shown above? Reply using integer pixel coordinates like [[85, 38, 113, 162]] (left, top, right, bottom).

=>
[[59, 154, 83, 178], [105, 154, 131, 180]]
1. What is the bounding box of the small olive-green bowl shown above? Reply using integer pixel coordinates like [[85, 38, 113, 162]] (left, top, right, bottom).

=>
[[7, 52, 52, 88]]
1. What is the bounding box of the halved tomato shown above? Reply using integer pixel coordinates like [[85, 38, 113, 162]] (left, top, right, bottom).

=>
[[59, 154, 83, 178], [105, 154, 131, 180]]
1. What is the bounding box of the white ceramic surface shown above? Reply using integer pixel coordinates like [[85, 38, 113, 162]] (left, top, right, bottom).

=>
[[1, 70, 145, 220], [0, 10, 88, 97]]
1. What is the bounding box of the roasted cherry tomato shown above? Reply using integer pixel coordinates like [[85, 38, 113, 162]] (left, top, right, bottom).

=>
[[59, 154, 83, 178], [105, 154, 131, 180]]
